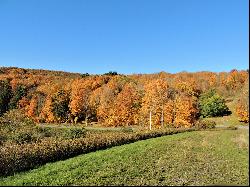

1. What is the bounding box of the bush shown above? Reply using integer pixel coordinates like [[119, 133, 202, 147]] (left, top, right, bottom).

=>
[[0, 128, 196, 176], [198, 89, 230, 118], [36, 126, 86, 139], [0, 109, 34, 128], [195, 120, 216, 129], [36, 126, 54, 138], [0, 110, 36, 144], [121, 127, 134, 133], [63, 128, 86, 139], [0, 135, 6, 146], [13, 131, 34, 144], [227, 125, 237, 130]]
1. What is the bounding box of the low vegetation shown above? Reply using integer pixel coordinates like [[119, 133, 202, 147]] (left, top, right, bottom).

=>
[[0, 126, 197, 176], [0, 129, 248, 186], [0, 110, 200, 176], [194, 119, 216, 129]]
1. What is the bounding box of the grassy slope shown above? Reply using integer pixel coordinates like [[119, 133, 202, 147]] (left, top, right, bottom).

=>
[[0, 129, 248, 186]]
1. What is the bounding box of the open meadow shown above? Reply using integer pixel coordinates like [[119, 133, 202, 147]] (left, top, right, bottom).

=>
[[0, 127, 248, 186]]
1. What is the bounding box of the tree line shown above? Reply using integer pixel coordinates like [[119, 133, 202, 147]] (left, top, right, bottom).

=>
[[0, 67, 249, 126]]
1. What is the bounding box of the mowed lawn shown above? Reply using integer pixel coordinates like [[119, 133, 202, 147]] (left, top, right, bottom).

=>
[[0, 129, 248, 186]]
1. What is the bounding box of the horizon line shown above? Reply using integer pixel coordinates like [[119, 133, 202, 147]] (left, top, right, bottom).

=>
[[0, 65, 249, 76]]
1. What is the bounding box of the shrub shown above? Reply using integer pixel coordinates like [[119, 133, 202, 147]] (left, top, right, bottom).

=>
[[0, 128, 196, 176], [195, 120, 216, 129], [36, 126, 54, 138], [198, 89, 230, 118], [0, 109, 34, 128], [227, 125, 238, 130], [0, 110, 36, 144], [121, 127, 134, 133], [63, 128, 86, 139], [0, 135, 6, 146], [13, 132, 34, 144]]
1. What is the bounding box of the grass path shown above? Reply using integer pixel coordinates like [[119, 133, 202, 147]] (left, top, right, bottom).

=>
[[0, 129, 248, 186]]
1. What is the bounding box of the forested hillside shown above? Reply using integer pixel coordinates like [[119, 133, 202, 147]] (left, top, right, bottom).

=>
[[0, 67, 249, 127]]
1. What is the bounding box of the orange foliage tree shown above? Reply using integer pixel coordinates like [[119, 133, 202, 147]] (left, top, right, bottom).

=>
[[51, 89, 70, 123], [69, 77, 107, 124], [69, 79, 92, 123], [39, 95, 55, 123], [140, 79, 170, 129], [174, 94, 199, 128], [0, 67, 248, 127], [111, 82, 143, 126], [235, 79, 249, 123], [96, 85, 117, 126], [26, 96, 39, 122]]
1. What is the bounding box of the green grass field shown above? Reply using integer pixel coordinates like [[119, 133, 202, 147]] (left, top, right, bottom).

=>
[[0, 128, 248, 186]]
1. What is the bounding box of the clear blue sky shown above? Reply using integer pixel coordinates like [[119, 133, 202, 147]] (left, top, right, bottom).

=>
[[0, 0, 248, 74]]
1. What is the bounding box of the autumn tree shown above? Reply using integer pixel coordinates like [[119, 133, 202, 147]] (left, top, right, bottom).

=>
[[236, 80, 249, 123], [95, 85, 116, 126], [224, 70, 248, 96], [69, 77, 104, 124], [174, 94, 199, 128], [93, 76, 131, 126], [25, 92, 46, 122], [111, 82, 143, 126], [8, 85, 27, 110], [18, 97, 29, 109], [140, 79, 170, 129], [39, 95, 55, 123], [0, 80, 12, 116], [26, 96, 38, 121], [51, 89, 70, 123], [173, 78, 200, 97], [89, 87, 104, 122]]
